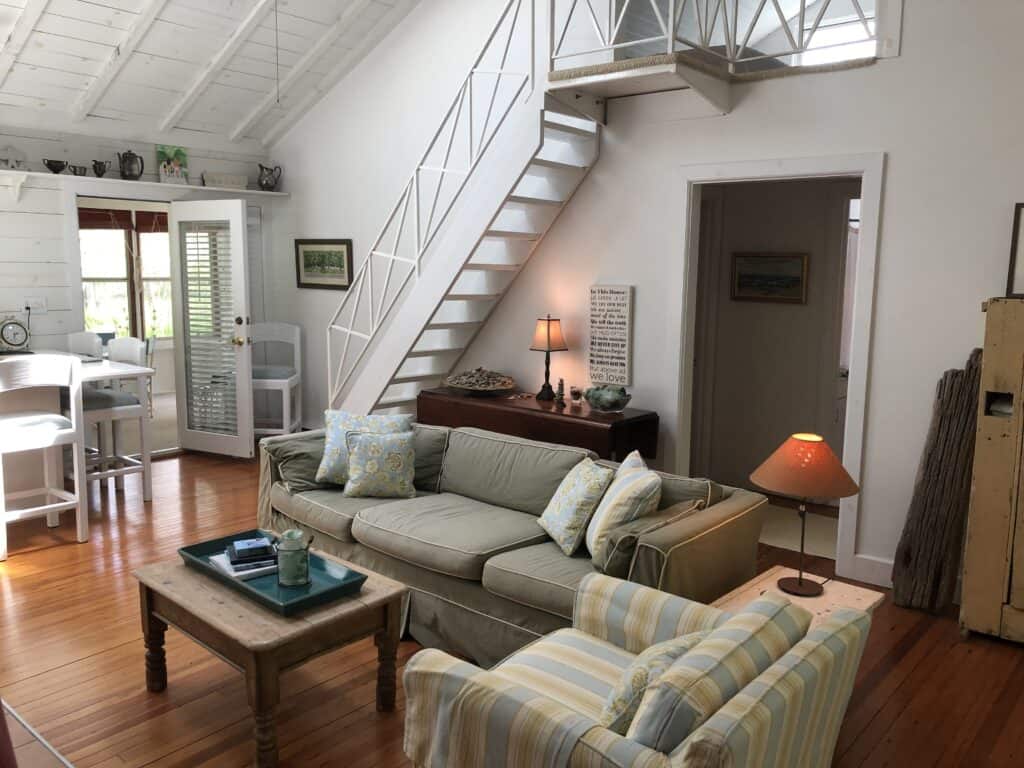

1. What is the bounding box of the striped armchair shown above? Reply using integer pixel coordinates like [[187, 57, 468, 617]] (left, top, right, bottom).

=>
[[404, 574, 871, 768]]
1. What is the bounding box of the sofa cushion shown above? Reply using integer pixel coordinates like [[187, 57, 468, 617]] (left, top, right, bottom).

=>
[[600, 630, 709, 734], [627, 593, 813, 752], [585, 468, 662, 562], [494, 627, 635, 720], [269, 481, 411, 542], [440, 428, 591, 515], [412, 423, 449, 492], [262, 432, 328, 493], [343, 431, 416, 499], [538, 458, 615, 555], [482, 542, 597, 619], [316, 411, 413, 485], [351, 492, 549, 580]]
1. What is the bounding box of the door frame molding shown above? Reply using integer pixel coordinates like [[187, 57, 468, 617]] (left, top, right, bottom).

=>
[[676, 153, 887, 586]]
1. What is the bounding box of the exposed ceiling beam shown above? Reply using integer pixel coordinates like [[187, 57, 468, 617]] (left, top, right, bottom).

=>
[[71, 0, 170, 122], [159, 0, 275, 131], [260, 0, 415, 147], [0, 0, 52, 90], [228, 0, 374, 142]]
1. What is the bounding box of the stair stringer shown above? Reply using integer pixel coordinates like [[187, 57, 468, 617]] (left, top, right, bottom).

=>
[[336, 103, 545, 415]]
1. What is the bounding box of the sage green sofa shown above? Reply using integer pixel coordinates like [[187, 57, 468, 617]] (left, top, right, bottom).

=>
[[257, 425, 766, 666]]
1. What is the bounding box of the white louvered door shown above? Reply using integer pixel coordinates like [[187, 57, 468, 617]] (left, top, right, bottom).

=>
[[169, 200, 254, 457]]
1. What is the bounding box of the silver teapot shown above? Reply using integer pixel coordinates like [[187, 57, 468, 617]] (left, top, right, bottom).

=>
[[117, 150, 144, 180]]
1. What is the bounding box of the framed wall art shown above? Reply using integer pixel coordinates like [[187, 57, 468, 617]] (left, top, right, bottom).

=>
[[731, 252, 809, 304], [295, 239, 354, 290]]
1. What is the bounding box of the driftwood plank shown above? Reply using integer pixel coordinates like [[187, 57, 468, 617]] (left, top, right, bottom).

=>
[[892, 349, 982, 612]]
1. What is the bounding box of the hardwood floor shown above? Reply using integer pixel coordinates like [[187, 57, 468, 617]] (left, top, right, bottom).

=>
[[0, 454, 1022, 766]]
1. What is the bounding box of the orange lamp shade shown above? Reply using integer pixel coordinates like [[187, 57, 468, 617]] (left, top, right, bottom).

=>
[[530, 315, 568, 352], [750, 433, 859, 499]]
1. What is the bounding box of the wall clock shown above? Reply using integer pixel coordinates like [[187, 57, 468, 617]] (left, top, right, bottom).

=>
[[0, 316, 29, 351]]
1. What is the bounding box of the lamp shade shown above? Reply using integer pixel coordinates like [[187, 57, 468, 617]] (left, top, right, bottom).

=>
[[530, 315, 568, 352], [750, 433, 859, 499]]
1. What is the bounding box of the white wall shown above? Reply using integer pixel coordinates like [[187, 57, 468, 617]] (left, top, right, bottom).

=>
[[266, 0, 511, 424], [458, 0, 1018, 570], [693, 178, 860, 490]]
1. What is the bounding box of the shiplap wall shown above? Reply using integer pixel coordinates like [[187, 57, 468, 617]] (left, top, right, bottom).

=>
[[0, 173, 73, 349]]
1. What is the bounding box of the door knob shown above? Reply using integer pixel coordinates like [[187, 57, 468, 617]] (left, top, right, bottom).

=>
[[230, 336, 245, 347]]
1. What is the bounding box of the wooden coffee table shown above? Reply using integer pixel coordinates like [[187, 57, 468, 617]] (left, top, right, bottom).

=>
[[134, 555, 407, 768]]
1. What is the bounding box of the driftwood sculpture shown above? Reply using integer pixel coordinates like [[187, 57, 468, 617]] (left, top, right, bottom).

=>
[[892, 349, 982, 612]]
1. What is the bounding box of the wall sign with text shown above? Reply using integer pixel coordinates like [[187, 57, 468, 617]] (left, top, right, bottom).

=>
[[589, 285, 633, 386]]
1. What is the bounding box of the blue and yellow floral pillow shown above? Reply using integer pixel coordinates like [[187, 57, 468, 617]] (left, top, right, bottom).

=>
[[538, 458, 615, 555], [315, 410, 412, 485], [343, 430, 416, 498], [599, 631, 708, 734]]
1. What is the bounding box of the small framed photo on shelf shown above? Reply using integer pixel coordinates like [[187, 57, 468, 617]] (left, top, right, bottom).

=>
[[1006, 204, 1024, 298], [156, 145, 189, 185], [295, 239, 354, 290], [731, 252, 809, 304]]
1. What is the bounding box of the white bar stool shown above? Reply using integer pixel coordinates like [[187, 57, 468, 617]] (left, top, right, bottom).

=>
[[84, 338, 148, 495], [0, 354, 88, 561], [252, 322, 302, 436]]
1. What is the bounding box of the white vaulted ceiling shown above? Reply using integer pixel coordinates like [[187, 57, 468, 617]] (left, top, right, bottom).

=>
[[0, 0, 417, 152]]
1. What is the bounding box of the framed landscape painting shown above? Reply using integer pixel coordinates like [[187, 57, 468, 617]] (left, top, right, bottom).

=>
[[295, 239, 354, 290], [731, 252, 809, 304]]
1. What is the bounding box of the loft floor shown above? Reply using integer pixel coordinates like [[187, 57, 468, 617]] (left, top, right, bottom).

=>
[[0, 455, 1022, 766]]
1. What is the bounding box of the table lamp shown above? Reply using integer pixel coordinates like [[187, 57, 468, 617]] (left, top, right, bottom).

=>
[[530, 314, 568, 401], [750, 433, 859, 597]]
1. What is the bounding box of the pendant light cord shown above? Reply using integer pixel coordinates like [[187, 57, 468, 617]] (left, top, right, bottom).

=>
[[274, 0, 281, 104]]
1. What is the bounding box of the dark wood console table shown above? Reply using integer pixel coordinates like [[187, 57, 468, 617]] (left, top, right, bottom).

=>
[[416, 387, 658, 461]]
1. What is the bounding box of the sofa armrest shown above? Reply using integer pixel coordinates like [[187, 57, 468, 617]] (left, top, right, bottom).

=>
[[573, 574, 727, 654], [403, 648, 596, 767], [257, 430, 325, 529], [629, 490, 767, 604], [571, 728, 669, 768]]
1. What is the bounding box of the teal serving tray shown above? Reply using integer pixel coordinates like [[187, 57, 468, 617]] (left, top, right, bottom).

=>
[[178, 529, 367, 617]]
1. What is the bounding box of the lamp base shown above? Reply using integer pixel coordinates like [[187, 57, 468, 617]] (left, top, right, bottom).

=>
[[536, 382, 555, 401], [777, 575, 824, 598]]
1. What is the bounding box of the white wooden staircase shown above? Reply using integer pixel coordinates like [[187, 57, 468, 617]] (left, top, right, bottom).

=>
[[327, 0, 603, 415], [373, 104, 599, 413]]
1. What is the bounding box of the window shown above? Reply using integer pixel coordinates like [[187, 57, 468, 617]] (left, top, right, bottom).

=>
[[796, 18, 877, 67], [78, 206, 171, 339]]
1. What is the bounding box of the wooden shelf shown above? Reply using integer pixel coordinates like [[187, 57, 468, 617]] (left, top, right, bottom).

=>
[[0, 169, 289, 198]]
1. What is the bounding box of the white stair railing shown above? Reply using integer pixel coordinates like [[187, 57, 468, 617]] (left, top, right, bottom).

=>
[[328, 0, 536, 408], [550, 0, 880, 73]]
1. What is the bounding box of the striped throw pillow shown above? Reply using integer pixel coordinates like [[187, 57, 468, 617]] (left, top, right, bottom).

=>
[[585, 466, 662, 562], [626, 592, 812, 752]]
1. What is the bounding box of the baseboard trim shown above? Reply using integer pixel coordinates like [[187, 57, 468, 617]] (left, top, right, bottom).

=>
[[841, 553, 893, 588]]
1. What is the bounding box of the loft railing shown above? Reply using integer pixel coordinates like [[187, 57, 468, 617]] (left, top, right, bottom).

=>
[[550, 0, 880, 73], [327, 0, 535, 408]]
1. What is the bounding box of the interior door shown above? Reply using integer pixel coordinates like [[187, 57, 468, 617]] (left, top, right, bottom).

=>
[[168, 200, 254, 458]]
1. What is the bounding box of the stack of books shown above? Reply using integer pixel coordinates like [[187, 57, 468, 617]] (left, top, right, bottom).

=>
[[210, 536, 278, 581]]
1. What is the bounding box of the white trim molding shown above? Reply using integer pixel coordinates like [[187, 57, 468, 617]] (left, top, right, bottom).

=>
[[675, 152, 888, 587]]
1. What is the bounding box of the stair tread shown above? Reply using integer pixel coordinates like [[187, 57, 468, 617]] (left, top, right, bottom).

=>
[[426, 320, 483, 329], [376, 396, 418, 408], [391, 371, 445, 383], [464, 262, 520, 271], [507, 194, 565, 206], [445, 292, 502, 301], [486, 229, 540, 240], [532, 157, 588, 171], [407, 346, 464, 357], [543, 119, 597, 137]]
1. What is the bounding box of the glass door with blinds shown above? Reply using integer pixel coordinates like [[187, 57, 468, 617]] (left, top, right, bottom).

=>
[[168, 200, 254, 457]]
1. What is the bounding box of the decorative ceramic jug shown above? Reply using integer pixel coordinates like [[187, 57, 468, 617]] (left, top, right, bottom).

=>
[[117, 150, 144, 180], [277, 529, 313, 587], [258, 163, 281, 191], [92, 160, 110, 177]]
